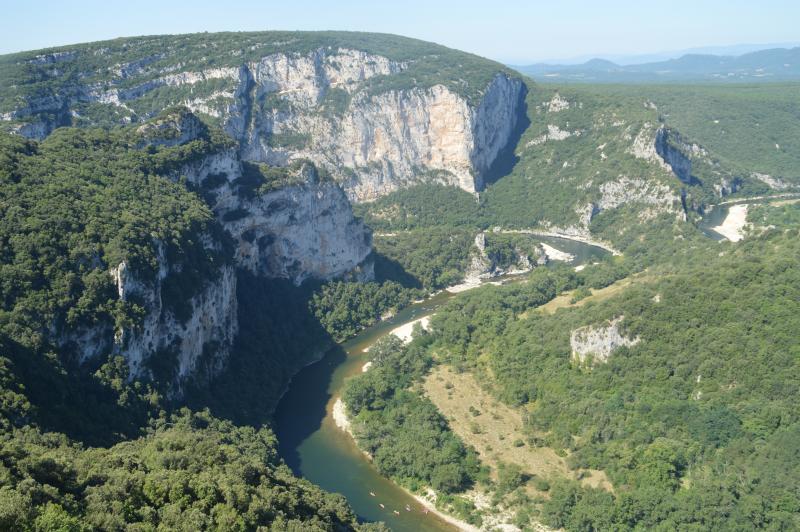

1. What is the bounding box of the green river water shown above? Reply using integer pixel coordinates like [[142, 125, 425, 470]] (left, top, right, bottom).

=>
[[274, 195, 799, 530], [273, 236, 609, 531], [697, 193, 800, 240]]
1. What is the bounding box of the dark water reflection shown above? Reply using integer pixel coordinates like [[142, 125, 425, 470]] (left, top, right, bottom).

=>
[[273, 237, 610, 531]]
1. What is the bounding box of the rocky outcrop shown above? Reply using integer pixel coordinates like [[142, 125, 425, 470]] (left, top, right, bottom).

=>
[[654, 128, 696, 185], [3, 43, 525, 202], [629, 124, 671, 170], [175, 127, 373, 284], [63, 240, 238, 395], [233, 57, 524, 201], [597, 176, 682, 216], [220, 177, 373, 284], [751, 172, 790, 190], [570, 316, 639, 366], [111, 259, 238, 390], [466, 231, 547, 280], [60, 110, 372, 393]]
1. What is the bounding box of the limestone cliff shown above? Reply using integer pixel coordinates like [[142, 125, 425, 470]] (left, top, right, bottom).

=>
[[235, 67, 525, 201], [111, 259, 238, 391], [2, 32, 520, 392], [63, 238, 238, 394], [570, 317, 639, 366], [61, 109, 372, 393], [174, 125, 373, 284], [1, 34, 525, 202]]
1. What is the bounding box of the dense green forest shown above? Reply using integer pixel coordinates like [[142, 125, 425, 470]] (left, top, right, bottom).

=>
[[343, 335, 483, 495], [748, 200, 800, 228], [0, 116, 382, 528], [630, 83, 800, 181], [309, 280, 418, 342], [413, 230, 800, 529], [0, 410, 361, 531], [0, 124, 233, 359]]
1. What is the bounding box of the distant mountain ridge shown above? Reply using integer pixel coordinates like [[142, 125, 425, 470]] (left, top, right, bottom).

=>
[[514, 46, 800, 83]]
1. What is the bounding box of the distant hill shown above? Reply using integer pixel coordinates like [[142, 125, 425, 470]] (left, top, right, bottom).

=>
[[514, 47, 800, 83]]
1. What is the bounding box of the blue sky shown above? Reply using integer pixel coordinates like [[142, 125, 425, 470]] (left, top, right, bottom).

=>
[[1, 0, 798, 63]]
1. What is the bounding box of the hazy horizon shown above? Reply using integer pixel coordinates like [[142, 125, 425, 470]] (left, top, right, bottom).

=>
[[1, 0, 799, 64]]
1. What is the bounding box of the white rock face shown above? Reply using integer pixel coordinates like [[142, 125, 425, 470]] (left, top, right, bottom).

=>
[[629, 124, 671, 171], [751, 172, 789, 190], [66, 244, 238, 394], [526, 124, 579, 146], [178, 143, 373, 284], [221, 181, 372, 284], [547, 93, 570, 113], [247, 48, 404, 108], [570, 317, 639, 366], [597, 176, 681, 213], [5, 47, 524, 201], [237, 63, 524, 201]]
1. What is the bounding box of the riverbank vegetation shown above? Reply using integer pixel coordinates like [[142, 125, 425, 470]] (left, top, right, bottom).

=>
[[421, 230, 800, 529], [748, 199, 800, 229], [309, 280, 419, 342], [0, 120, 378, 529], [343, 334, 484, 502], [373, 229, 476, 291]]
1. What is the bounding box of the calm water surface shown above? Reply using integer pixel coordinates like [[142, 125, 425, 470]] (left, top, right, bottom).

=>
[[273, 236, 609, 531], [697, 194, 800, 240]]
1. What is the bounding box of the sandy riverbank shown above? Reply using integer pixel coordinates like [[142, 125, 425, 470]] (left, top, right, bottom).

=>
[[409, 491, 482, 532], [389, 316, 431, 342], [332, 397, 352, 434], [446, 277, 506, 294], [540, 242, 575, 262], [332, 397, 484, 531], [712, 204, 748, 242]]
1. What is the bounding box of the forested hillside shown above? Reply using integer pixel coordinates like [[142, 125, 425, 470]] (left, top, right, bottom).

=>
[[0, 410, 362, 530], [0, 116, 383, 528], [356, 82, 800, 253], [346, 219, 800, 529], [2, 29, 800, 532]]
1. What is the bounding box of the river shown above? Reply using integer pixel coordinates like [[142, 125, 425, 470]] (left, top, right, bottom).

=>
[[273, 236, 610, 531], [697, 193, 800, 240]]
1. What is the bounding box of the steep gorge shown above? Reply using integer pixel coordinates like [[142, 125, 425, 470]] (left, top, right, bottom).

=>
[[1, 32, 526, 201], [0, 33, 527, 395]]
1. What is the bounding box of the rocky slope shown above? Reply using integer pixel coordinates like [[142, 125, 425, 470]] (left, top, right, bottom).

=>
[[170, 111, 373, 284], [56, 109, 371, 393], [0, 31, 525, 201], [570, 316, 640, 366], [0, 31, 524, 394]]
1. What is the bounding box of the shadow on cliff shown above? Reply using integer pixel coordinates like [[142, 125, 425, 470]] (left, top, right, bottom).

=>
[[481, 84, 530, 188], [182, 271, 349, 476], [1, 336, 154, 447], [185, 272, 336, 430], [372, 252, 423, 289]]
